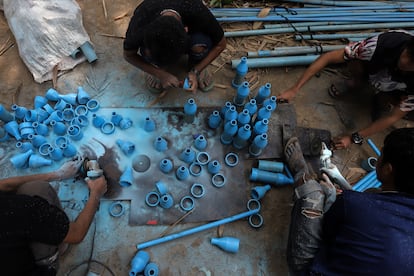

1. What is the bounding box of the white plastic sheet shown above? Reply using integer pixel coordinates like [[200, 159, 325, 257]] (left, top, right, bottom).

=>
[[3, 0, 92, 83]]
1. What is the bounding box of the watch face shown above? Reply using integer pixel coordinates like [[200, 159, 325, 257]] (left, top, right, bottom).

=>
[[352, 132, 363, 144]]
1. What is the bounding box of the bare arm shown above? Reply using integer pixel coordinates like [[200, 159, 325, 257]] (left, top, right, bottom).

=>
[[63, 176, 107, 244], [333, 107, 407, 149], [0, 157, 83, 192], [187, 37, 227, 93], [123, 49, 180, 89], [278, 49, 346, 102]]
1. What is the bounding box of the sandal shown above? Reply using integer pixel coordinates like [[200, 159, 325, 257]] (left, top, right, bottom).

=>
[[145, 74, 164, 94], [197, 69, 215, 93], [328, 83, 347, 99]]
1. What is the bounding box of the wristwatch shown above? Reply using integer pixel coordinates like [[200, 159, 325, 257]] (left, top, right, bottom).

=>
[[351, 132, 364, 145]]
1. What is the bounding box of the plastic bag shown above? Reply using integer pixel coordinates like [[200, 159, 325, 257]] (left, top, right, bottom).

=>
[[3, 0, 93, 83]]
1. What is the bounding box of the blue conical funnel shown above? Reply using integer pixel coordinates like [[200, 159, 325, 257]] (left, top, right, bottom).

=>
[[28, 154, 52, 168], [45, 88, 61, 101], [211, 236, 240, 253], [4, 120, 21, 141], [116, 139, 135, 156], [58, 93, 78, 105], [129, 250, 150, 276], [10, 149, 33, 168], [251, 184, 272, 200], [120, 166, 134, 187], [77, 86, 91, 105]]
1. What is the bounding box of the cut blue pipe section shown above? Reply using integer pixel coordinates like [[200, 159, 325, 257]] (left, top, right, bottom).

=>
[[136, 208, 259, 250], [248, 45, 345, 58], [295, 32, 380, 41]]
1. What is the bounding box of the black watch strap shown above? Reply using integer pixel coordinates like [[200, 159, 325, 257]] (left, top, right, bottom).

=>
[[351, 132, 364, 145]]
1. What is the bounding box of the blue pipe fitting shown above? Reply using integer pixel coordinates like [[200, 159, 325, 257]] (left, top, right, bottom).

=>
[[120, 166, 134, 187], [10, 149, 34, 168], [19, 123, 35, 139], [250, 168, 294, 186], [225, 152, 239, 167], [153, 136, 168, 152], [119, 117, 133, 129], [92, 114, 105, 128], [54, 99, 71, 111], [0, 104, 14, 122], [144, 117, 156, 132], [244, 98, 258, 116], [176, 165, 190, 181], [32, 122, 49, 136], [42, 104, 55, 114], [233, 124, 252, 150], [28, 154, 53, 168], [55, 136, 68, 148], [224, 105, 237, 122], [109, 201, 125, 217], [237, 109, 251, 126], [196, 151, 210, 165], [48, 146, 64, 161], [247, 198, 261, 211], [159, 158, 173, 174], [212, 173, 226, 188], [220, 119, 238, 145], [234, 81, 250, 106], [194, 135, 207, 151], [249, 133, 268, 157], [207, 160, 221, 174], [249, 213, 264, 228], [24, 109, 38, 122], [180, 148, 196, 163], [44, 110, 63, 125], [208, 110, 222, 129], [28, 134, 47, 148], [38, 143, 52, 156], [180, 196, 195, 211], [144, 262, 159, 276], [45, 88, 60, 101], [145, 192, 160, 207], [159, 194, 174, 209], [263, 95, 277, 111], [72, 117, 88, 129], [16, 141, 33, 152], [253, 119, 269, 136], [116, 139, 136, 156], [220, 101, 233, 119], [190, 183, 205, 198], [184, 98, 197, 123], [67, 125, 83, 140], [0, 128, 10, 142], [79, 41, 98, 63], [111, 112, 123, 126], [11, 104, 28, 120], [61, 142, 77, 158], [101, 121, 115, 135], [130, 250, 150, 276], [254, 83, 272, 105], [257, 160, 284, 173], [77, 86, 91, 105], [155, 181, 168, 196], [232, 56, 248, 88], [251, 184, 272, 200], [189, 162, 202, 177], [86, 99, 100, 112], [75, 105, 88, 116], [361, 157, 377, 172], [256, 104, 273, 121], [50, 120, 67, 136]]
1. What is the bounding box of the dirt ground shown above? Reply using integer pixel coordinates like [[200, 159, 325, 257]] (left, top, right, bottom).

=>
[[1, 1, 414, 275]]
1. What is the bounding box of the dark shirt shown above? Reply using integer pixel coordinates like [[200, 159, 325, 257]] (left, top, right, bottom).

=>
[[0, 193, 69, 276], [310, 190, 414, 275], [123, 0, 224, 51]]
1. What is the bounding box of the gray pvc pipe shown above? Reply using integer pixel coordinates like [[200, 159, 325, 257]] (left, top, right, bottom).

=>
[[136, 208, 259, 250], [232, 55, 319, 69], [295, 32, 380, 41]]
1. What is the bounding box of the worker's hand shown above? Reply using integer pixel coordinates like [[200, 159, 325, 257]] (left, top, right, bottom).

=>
[[320, 173, 343, 195], [278, 87, 299, 103], [186, 71, 198, 93], [332, 135, 352, 150], [158, 71, 181, 89], [86, 175, 107, 199], [56, 155, 84, 180]]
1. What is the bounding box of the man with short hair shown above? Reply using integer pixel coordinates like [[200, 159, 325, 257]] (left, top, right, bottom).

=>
[[285, 128, 414, 275], [123, 0, 226, 94], [279, 30, 414, 149], [0, 157, 107, 276]]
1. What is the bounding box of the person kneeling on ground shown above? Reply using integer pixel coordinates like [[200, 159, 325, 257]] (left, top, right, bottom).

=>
[[123, 0, 226, 94], [279, 30, 414, 149], [0, 156, 107, 276], [285, 128, 414, 275]]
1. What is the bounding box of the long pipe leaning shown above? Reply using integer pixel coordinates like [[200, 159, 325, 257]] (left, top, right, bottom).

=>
[[137, 208, 259, 250]]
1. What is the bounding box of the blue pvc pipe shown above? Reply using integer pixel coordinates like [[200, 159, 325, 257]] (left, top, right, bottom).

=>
[[367, 139, 381, 157], [232, 55, 319, 69], [225, 22, 414, 37], [264, 22, 351, 29], [295, 33, 380, 41], [220, 15, 414, 23], [136, 208, 259, 250], [286, 0, 398, 7], [248, 45, 345, 58], [352, 170, 376, 191]]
